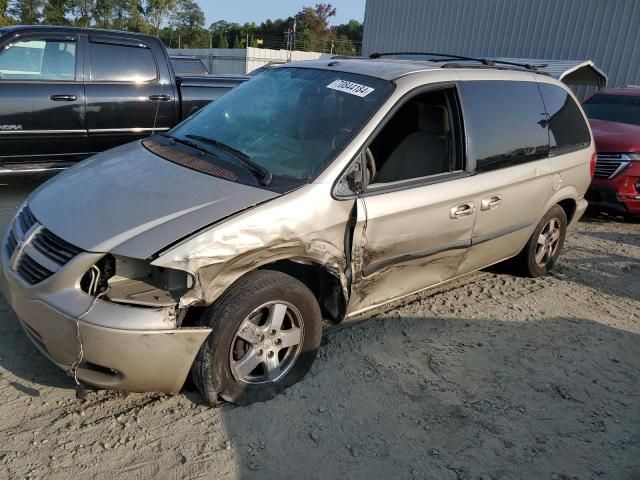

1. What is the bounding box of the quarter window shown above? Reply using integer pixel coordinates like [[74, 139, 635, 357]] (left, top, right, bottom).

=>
[[459, 81, 549, 173], [89, 41, 157, 82], [539, 83, 591, 152], [0, 38, 76, 81]]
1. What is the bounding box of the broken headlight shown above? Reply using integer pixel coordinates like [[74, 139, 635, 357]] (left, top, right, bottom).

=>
[[81, 254, 194, 308]]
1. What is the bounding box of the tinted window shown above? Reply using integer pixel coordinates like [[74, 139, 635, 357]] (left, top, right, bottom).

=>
[[170, 68, 394, 181], [172, 58, 207, 75], [0, 39, 76, 80], [89, 42, 157, 82], [583, 93, 640, 127], [459, 81, 548, 173], [539, 83, 591, 152]]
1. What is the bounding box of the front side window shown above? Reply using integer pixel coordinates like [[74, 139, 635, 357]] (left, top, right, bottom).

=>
[[539, 83, 591, 152], [583, 93, 640, 127], [170, 67, 394, 181], [366, 87, 463, 186], [89, 41, 157, 82], [459, 81, 549, 173], [0, 38, 76, 81]]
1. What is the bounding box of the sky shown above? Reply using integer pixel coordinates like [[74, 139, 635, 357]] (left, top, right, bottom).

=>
[[201, 0, 367, 27]]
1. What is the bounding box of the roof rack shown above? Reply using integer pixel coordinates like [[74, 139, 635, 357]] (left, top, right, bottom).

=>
[[369, 52, 546, 72]]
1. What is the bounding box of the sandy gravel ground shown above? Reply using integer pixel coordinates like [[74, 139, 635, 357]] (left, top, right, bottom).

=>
[[0, 176, 638, 480]]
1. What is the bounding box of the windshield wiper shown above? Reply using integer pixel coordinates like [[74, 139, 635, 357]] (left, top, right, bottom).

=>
[[160, 133, 212, 155], [185, 134, 273, 187]]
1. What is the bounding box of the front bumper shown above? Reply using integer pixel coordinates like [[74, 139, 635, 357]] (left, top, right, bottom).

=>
[[588, 163, 640, 215], [0, 232, 211, 393]]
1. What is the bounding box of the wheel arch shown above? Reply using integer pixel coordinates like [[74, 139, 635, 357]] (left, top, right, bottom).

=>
[[257, 259, 347, 323]]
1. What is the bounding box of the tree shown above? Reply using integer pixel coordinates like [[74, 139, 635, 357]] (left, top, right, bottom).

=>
[[9, 0, 44, 24], [335, 19, 362, 42], [92, 0, 114, 27], [217, 31, 228, 48], [170, 0, 204, 47], [139, 0, 174, 35], [43, 0, 71, 25], [0, 0, 12, 25], [297, 3, 335, 37], [71, 0, 94, 27], [233, 35, 242, 48]]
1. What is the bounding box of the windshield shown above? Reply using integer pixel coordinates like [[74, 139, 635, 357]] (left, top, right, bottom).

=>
[[583, 94, 640, 127], [170, 67, 394, 181]]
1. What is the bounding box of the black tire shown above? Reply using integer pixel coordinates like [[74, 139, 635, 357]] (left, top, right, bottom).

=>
[[191, 270, 322, 406], [517, 205, 567, 277]]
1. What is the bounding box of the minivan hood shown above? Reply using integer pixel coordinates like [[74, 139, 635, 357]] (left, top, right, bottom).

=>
[[29, 142, 279, 259], [588, 118, 640, 153]]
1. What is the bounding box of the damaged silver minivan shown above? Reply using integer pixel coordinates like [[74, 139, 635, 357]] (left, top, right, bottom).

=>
[[1, 56, 594, 405]]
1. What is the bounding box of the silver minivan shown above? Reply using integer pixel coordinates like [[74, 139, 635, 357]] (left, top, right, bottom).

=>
[[0, 56, 594, 405]]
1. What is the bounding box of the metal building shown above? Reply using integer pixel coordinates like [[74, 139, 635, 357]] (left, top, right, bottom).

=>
[[362, 0, 640, 93]]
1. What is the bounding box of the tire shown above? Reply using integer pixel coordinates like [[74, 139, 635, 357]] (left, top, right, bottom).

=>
[[517, 205, 567, 277], [191, 270, 322, 406]]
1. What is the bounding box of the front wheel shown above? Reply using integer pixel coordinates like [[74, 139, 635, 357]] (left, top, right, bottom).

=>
[[518, 205, 568, 277], [191, 270, 322, 406]]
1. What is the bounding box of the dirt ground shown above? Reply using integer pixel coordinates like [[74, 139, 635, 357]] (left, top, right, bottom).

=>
[[0, 175, 638, 480]]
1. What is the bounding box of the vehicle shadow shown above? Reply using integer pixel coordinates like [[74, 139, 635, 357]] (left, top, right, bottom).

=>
[[210, 314, 639, 480]]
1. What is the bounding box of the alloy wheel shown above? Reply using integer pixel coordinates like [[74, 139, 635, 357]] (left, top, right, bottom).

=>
[[535, 217, 562, 267], [229, 301, 304, 384]]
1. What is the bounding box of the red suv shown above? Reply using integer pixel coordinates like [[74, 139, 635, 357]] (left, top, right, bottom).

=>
[[582, 87, 640, 216]]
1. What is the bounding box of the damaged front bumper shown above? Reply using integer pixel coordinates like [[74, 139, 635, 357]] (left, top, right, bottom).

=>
[[0, 241, 211, 393]]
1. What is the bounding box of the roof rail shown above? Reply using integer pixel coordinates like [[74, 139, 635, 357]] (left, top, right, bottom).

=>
[[369, 52, 546, 71]]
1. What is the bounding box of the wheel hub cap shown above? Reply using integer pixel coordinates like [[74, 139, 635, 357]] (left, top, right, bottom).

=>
[[230, 301, 304, 384], [535, 218, 561, 267]]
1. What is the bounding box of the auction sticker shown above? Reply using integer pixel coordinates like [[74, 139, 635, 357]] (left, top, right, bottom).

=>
[[327, 79, 375, 97]]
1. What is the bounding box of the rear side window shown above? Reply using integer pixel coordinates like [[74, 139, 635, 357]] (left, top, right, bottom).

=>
[[172, 58, 207, 75], [539, 83, 591, 153], [89, 41, 157, 82], [459, 81, 549, 173]]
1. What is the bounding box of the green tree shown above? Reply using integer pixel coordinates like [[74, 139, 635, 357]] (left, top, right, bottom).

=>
[[233, 35, 242, 48], [92, 0, 114, 27], [170, 0, 204, 47], [71, 0, 94, 27], [43, 0, 71, 24], [9, 0, 44, 23], [139, 0, 174, 35], [217, 31, 228, 48], [335, 19, 362, 42], [0, 0, 12, 25]]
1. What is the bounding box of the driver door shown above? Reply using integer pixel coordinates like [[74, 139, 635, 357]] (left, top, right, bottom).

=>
[[347, 85, 477, 315]]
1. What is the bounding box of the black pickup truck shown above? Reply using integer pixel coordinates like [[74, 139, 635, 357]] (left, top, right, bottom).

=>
[[0, 25, 249, 172]]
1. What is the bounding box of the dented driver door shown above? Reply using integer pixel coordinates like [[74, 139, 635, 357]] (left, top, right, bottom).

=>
[[347, 173, 480, 316]]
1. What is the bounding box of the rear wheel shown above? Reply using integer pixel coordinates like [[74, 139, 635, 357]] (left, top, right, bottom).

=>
[[192, 270, 322, 406], [518, 205, 567, 277]]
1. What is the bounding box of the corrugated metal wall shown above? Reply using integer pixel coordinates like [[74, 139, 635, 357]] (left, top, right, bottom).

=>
[[362, 0, 640, 91]]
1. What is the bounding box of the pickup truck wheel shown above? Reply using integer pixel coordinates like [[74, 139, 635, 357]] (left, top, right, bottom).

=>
[[519, 205, 567, 277], [192, 270, 322, 406]]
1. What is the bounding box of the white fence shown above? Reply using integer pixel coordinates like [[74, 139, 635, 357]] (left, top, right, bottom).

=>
[[167, 47, 333, 75]]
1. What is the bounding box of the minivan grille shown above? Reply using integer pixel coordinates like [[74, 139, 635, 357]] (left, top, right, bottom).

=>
[[17, 253, 54, 285], [594, 154, 631, 179], [5, 206, 83, 285], [31, 228, 83, 265]]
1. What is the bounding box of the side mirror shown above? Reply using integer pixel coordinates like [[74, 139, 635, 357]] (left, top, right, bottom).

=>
[[333, 153, 365, 198]]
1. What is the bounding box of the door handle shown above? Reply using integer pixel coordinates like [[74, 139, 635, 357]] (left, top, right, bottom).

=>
[[481, 194, 503, 211], [450, 202, 476, 219], [50, 94, 77, 101], [149, 94, 171, 101]]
